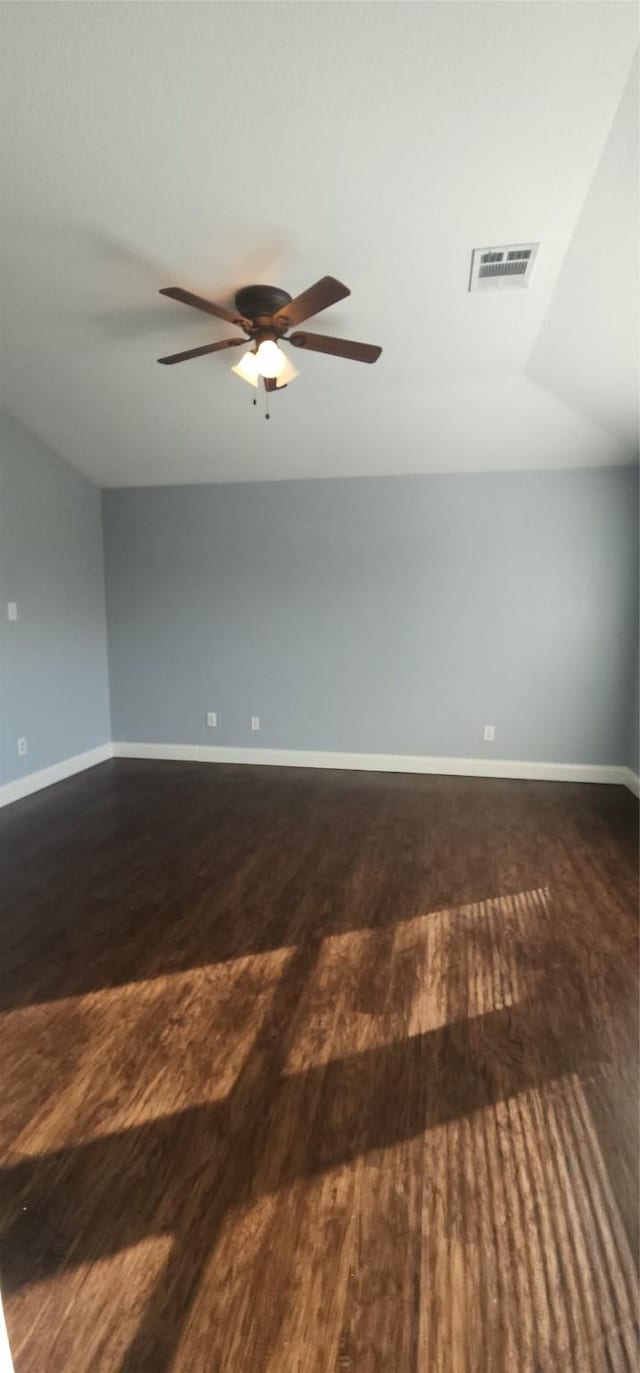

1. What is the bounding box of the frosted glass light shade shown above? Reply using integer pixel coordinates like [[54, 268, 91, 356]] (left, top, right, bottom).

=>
[[255, 339, 287, 379], [275, 357, 300, 388], [231, 351, 260, 387], [232, 347, 299, 389]]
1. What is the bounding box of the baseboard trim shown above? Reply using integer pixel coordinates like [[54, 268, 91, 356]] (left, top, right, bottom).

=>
[[623, 767, 640, 798], [112, 742, 630, 788], [0, 744, 113, 809], [1, 743, 634, 807]]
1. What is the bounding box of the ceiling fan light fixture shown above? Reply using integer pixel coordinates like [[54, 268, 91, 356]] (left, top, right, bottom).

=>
[[231, 350, 260, 387], [158, 275, 382, 386], [255, 338, 287, 379]]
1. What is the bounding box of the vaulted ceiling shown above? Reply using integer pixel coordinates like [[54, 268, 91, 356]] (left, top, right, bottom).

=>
[[0, 2, 637, 485]]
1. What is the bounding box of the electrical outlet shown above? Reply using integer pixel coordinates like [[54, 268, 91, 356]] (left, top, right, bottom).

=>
[[251, 716, 260, 732], [7, 602, 18, 621], [17, 737, 27, 757], [483, 724, 495, 743], [207, 711, 217, 728]]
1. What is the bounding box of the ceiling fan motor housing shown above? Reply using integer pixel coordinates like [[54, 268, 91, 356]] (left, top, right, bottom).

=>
[[234, 284, 292, 327]]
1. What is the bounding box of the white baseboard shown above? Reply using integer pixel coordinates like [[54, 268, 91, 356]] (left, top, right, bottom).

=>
[[112, 742, 632, 789], [1, 743, 634, 808], [0, 744, 113, 809], [623, 767, 640, 798]]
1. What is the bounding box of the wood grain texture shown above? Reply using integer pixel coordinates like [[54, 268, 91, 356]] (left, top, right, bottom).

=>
[[0, 760, 637, 1372]]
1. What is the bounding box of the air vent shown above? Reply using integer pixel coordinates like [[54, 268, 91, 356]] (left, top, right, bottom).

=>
[[469, 243, 539, 291]]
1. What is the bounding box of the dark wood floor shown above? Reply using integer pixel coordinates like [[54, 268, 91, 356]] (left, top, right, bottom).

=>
[[0, 760, 637, 1372]]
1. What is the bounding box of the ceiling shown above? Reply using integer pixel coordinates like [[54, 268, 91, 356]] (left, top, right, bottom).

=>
[[0, 2, 638, 487]]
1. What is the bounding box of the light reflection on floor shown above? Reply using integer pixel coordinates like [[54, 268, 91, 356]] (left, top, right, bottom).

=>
[[285, 889, 549, 1075], [7, 1237, 173, 1373], [0, 948, 294, 1155], [3, 880, 637, 1373]]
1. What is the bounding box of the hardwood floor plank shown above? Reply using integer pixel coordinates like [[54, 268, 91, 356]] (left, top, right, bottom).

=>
[[0, 761, 637, 1372]]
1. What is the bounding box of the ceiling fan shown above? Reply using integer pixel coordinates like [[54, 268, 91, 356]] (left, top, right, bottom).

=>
[[157, 276, 382, 394]]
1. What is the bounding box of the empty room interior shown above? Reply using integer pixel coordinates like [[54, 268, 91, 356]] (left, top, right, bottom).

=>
[[0, 3, 639, 1371]]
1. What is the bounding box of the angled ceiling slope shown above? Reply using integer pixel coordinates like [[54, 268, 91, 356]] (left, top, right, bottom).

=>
[[528, 52, 639, 452]]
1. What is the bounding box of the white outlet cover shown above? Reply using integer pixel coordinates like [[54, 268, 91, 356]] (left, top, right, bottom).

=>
[[251, 716, 260, 731], [17, 737, 27, 756], [483, 724, 495, 742], [7, 602, 18, 621], [207, 711, 217, 728]]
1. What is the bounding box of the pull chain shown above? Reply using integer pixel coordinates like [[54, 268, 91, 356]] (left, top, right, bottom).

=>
[[264, 381, 270, 420]]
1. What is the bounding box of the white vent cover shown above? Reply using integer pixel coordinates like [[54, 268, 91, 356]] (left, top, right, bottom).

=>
[[469, 242, 539, 291]]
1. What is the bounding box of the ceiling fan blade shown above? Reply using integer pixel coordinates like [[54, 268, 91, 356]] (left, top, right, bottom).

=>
[[273, 276, 350, 328], [158, 338, 246, 365], [289, 332, 382, 364], [159, 287, 250, 329]]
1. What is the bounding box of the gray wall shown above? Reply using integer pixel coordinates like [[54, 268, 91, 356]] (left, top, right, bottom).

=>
[[627, 470, 640, 774], [103, 466, 639, 766], [0, 411, 111, 784], [629, 633, 640, 774]]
